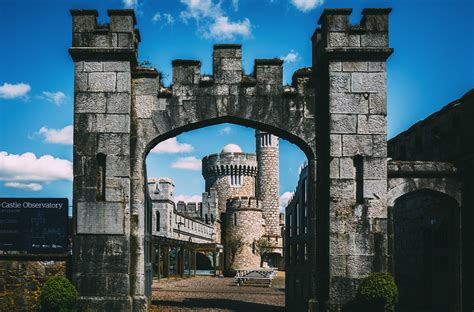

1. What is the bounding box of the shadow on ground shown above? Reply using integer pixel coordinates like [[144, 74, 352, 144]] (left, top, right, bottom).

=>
[[151, 298, 284, 312]]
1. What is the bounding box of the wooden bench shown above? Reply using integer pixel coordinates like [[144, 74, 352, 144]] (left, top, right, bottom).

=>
[[234, 268, 277, 287]]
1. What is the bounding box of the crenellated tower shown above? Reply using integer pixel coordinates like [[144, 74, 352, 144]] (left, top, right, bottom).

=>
[[255, 131, 282, 248], [225, 197, 265, 270]]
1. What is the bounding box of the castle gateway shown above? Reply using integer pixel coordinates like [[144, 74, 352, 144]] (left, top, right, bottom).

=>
[[70, 7, 472, 312]]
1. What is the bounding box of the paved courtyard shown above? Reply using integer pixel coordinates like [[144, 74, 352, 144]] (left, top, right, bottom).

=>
[[149, 273, 285, 311]]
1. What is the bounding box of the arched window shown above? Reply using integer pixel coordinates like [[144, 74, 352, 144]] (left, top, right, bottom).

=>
[[96, 153, 106, 201], [155, 211, 160, 231]]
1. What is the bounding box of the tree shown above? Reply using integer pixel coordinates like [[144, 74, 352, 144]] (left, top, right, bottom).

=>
[[227, 234, 245, 268], [255, 236, 277, 267]]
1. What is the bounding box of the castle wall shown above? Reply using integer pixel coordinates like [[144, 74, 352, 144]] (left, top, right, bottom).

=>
[[225, 197, 265, 270]]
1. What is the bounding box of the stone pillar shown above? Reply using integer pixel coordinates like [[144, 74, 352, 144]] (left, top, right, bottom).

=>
[[70, 9, 139, 311], [255, 131, 281, 240], [313, 8, 393, 311], [213, 44, 242, 84]]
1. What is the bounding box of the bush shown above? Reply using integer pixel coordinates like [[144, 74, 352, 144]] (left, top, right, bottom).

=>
[[40, 276, 78, 312], [356, 272, 398, 311]]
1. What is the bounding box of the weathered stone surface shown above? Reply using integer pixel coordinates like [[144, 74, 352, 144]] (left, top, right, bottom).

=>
[[84, 61, 103, 72], [329, 93, 369, 114], [342, 134, 373, 156], [89, 72, 116, 92], [75, 92, 107, 113], [108, 93, 130, 114], [330, 114, 357, 133], [329, 72, 351, 93], [357, 114, 386, 134], [351, 72, 385, 93], [77, 202, 126, 234]]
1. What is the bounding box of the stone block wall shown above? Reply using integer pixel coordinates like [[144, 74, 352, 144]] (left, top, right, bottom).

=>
[[0, 259, 65, 312], [313, 8, 393, 310], [70, 9, 138, 311]]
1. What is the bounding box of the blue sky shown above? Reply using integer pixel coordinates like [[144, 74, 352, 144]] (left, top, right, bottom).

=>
[[0, 0, 473, 211]]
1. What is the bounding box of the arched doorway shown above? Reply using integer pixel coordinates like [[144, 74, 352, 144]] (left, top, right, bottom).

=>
[[392, 190, 461, 311]]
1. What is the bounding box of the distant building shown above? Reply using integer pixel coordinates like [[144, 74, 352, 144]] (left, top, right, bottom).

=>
[[148, 130, 285, 276]]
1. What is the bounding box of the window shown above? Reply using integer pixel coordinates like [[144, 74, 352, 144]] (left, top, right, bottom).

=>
[[252, 241, 256, 254], [288, 213, 293, 237], [205, 214, 209, 224], [156, 211, 160, 231], [229, 174, 242, 186], [234, 213, 237, 226], [96, 153, 106, 201], [354, 155, 364, 204]]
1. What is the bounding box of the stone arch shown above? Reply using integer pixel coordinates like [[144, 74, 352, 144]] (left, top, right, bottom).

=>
[[391, 189, 462, 311], [387, 178, 461, 208]]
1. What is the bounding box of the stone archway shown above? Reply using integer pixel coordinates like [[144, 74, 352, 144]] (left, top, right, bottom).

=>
[[70, 7, 393, 311], [391, 190, 461, 311]]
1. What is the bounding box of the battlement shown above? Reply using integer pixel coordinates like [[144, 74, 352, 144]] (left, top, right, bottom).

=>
[[312, 8, 392, 61], [226, 197, 261, 211], [202, 153, 258, 178], [70, 9, 139, 61], [148, 177, 174, 201], [168, 44, 296, 89]]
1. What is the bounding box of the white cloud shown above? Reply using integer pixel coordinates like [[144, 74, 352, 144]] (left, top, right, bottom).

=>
[[152, 12, 161, 23], [0, 151, 73, 182], [122, 0, 138, 9], [175, 194, 202, 203], [164, 13, 174, 25], [180, 0, 251, 40], [219, 126, 233, 135], [291, 0, 323, 12], [279, 191, 294, 212], [5, 182, 43, 191], [41, 91, 67, 105], [206, 16, 251, 40], [36, 125, 73, 145], [232, 0, 239, 11], [180, 0, 223, 22], [281, 50, 299, 63], [153, 12, 174, 25], [152, 138, 194, 154], [0, 82, 31, 99], [171, 156, 201, 171]]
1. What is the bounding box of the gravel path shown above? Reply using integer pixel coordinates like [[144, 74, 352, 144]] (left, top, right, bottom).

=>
[[149, 273, 285, 311]]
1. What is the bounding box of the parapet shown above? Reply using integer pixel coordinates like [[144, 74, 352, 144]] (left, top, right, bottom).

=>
[[70, 9, 140, 62], [202, 153, 258, 179], [312, 8, 393, 61], [226, 197, 261, 211]]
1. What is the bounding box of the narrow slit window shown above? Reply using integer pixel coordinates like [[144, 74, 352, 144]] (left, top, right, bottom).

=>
[[156, 211, 160, 231], [96, 153, 106, 201], [234, 213, 237, 226], [354, 155, 364, 204]]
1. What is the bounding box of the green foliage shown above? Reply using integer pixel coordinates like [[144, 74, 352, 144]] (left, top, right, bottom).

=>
[[254, 236, 277, 266], [357, 272, 398, 310], [40, 276, 78, 312], [138, 59, 153, 67]]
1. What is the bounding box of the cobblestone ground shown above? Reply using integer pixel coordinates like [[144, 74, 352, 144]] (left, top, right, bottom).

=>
[[149, 273, 285, 312]]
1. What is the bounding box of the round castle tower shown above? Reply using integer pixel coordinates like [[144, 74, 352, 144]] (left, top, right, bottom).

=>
[[225, 197, 264, 270], [202, 144, 258, 215], [255, 131, 281, 243]]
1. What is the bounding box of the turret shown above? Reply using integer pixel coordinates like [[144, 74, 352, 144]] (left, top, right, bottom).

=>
[[255, 131, 281, 240], [225, 197, 265, 270]]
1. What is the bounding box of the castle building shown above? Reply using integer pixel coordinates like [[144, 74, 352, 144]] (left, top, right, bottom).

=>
[[149, 130, 284, 273]]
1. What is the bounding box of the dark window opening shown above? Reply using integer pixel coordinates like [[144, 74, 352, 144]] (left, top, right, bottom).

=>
[[156, 211, 160, 231], [354, 155, 364, 204], [96, 153, 106, 201]]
